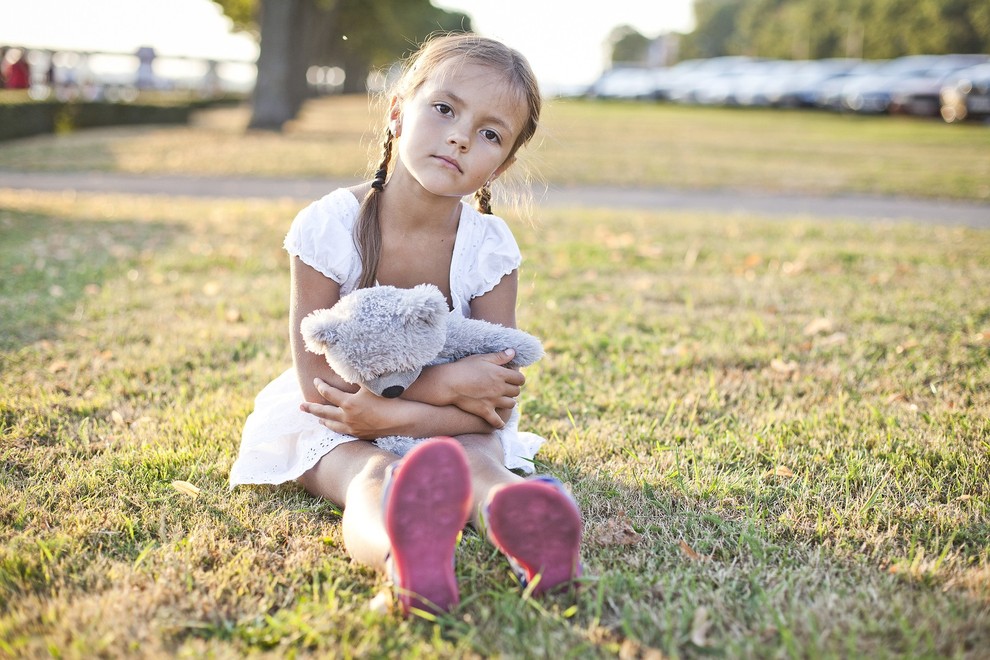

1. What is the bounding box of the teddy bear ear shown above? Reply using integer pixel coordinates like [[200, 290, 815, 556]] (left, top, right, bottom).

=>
[[400, 284, 447, 326], [300, 309, 339, 354]]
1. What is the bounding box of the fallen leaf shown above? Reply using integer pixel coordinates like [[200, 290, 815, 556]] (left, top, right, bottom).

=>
[[896, 340, 919, 354], [368, 590, 392, 615], [770, 358, 798, 374], [171, 480, 201, 498], [803, 317, 834, 336], [590, 513, 643, 546], [691, 606, 712, 647], [619, 638, 665, 660], [817, 332, 847, 347], [678, 540, 704, 561]]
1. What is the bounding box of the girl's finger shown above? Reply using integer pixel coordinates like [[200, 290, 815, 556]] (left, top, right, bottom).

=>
[[485, 410, 506, 429], [497, 396, 517, 410], [314, 378, 344, 404], [301, 401, 338, 420], [505, 370, 526, 387]]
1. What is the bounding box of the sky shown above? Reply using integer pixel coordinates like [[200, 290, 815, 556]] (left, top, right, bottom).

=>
[[0, 0, 695, 89], [432, 0, 695, 89]]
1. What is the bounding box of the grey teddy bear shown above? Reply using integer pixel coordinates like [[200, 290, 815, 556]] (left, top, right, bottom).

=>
[[300, 283, 543, 455]]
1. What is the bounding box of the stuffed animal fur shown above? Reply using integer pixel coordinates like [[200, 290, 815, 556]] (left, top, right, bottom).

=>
[[300, 283, 543, 455]]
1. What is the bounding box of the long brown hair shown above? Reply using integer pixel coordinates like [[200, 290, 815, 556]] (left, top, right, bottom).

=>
[[353, 33, 542, 289]]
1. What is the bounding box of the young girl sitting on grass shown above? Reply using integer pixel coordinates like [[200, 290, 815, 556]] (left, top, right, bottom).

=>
[[229, 33, 582, 615]]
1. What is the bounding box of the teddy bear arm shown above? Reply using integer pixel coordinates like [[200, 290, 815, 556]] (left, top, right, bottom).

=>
[[438, 316, 543, 367]]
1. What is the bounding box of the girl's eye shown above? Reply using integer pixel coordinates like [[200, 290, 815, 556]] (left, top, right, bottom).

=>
[[434, 103, 453, 116], [482, 129, 501, 144]]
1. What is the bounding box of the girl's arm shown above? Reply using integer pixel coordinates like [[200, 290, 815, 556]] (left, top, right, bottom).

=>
[[289, 256, 356, 402], [400, 270, 526, 426], [292, 257, 507, 438]]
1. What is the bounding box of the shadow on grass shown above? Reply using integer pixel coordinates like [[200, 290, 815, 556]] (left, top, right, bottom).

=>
[[536, 467, 990, 658], [0, 203, 182, 351]]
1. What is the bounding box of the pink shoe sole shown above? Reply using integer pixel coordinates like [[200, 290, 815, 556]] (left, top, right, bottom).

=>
[[383, 437, 471, 615], [485, 478, 583, 595]]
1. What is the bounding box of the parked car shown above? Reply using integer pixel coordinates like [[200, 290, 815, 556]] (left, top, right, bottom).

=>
[[588, 66, 662, 100], [767, 58, 860, 108], [940, 62, 990, 122], [838, 55, 943, 113], [815, 60, 888, 110], [665, 56, 757, 105], [889, 54, 990, 116], [719, 59, 796, 107], [651, 59, 709, 101], [840, 54, 989, 114]]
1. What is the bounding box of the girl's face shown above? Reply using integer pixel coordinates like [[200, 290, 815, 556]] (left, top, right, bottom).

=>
[[391, 62, 528, 201]]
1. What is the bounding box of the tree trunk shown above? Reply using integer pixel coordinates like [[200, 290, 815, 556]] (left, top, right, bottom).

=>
[[342, 54, 370, 94], [249, 0, 307, 131]]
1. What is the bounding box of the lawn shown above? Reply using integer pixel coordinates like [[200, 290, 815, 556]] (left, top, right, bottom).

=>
[[1, 99, 989, 657], [1, 95, 989, 201]]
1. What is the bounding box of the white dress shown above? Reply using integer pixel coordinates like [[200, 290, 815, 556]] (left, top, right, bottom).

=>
[[229, 189, 545, 488]]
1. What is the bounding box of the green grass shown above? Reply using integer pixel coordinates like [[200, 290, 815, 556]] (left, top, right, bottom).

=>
[[1, 99, 989, 657], [1, 96, 989, 200]]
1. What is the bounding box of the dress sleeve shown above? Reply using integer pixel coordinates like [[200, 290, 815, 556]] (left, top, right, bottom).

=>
[[456, 208, 523, 303], [283, 189, 360, 285]]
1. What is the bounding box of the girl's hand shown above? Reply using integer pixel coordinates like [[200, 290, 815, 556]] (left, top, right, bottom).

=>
[[301, 378, 409, 439], [439, 350, 525, 428]]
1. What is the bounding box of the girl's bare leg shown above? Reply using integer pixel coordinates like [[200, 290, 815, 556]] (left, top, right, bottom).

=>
[[298, 441, 399, 571], [458, 432, 584, 594], [454, 432, 523, 528], [299, 438, 473, 615]]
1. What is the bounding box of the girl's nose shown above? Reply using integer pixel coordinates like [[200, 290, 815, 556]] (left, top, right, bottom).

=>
[[447, 130, 469, 150]]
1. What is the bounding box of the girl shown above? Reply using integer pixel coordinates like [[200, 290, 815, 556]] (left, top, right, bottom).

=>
[[230, 33, 582, 616]]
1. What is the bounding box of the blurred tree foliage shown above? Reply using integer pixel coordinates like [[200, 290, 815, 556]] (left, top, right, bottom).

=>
[[682, 0, 990, 60], [608, 25, 653, 65], [211, 0, 470, 130], [212, 0, 255, 33]]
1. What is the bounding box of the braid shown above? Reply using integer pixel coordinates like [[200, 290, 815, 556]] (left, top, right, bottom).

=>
[[474, 182, 493, 215], [370, 128, 393, 191], [355, 127, 394, 288]]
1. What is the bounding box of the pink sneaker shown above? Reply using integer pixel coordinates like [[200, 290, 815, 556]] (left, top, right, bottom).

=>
[[383, 437, 471, 615], [484, 476, 583, 595]]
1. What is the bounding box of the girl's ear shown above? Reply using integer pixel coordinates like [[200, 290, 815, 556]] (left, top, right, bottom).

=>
[[490, 155, 517, 182], [388, 95, 402, 137]]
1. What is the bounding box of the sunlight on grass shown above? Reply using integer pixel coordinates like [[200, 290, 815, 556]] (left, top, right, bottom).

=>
[[1, 188, 988, 657]]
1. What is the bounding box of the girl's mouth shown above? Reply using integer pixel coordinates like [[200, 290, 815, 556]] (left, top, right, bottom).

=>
[[434, 155, 463, 173]]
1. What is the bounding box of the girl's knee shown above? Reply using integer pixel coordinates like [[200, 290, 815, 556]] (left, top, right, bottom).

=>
[[297, 442, 395, 501], [455, 432, 505, 464]]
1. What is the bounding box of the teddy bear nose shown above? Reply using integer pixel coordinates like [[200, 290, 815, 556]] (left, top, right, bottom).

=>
[[382, 385, 405, 398]]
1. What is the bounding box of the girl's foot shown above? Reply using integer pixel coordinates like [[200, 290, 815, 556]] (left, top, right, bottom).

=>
[[383, 437, 471, 615], [484, 476, 583, 595]]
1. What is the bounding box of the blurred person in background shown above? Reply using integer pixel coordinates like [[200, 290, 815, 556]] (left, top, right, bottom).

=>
[[1, 47, 30, 89]]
